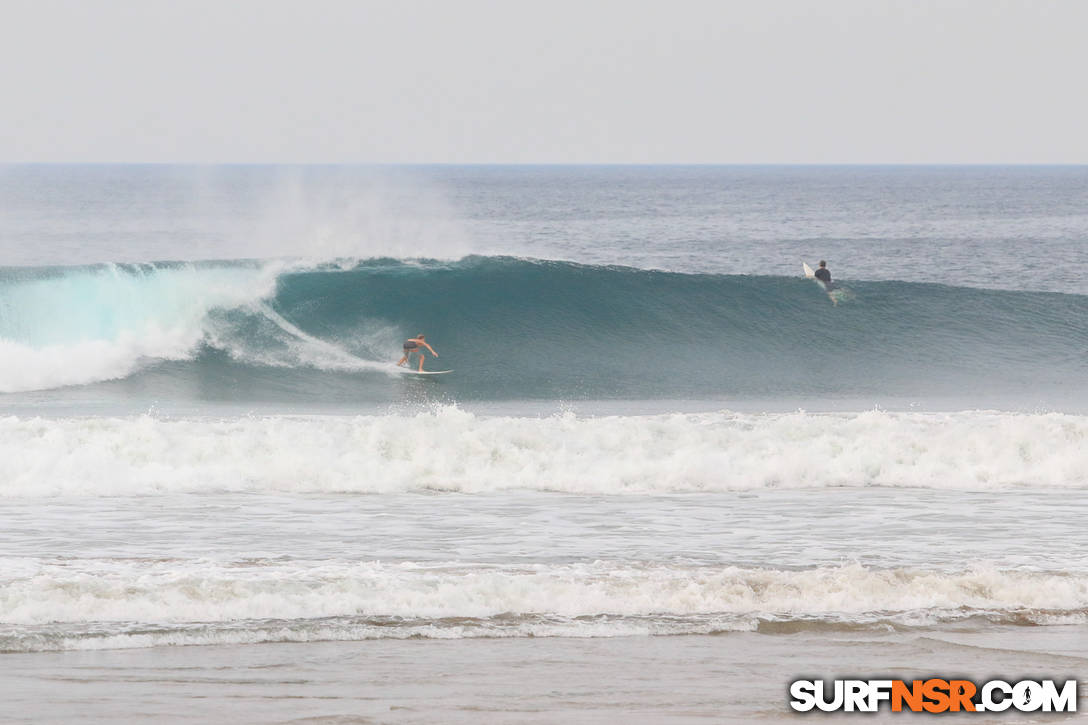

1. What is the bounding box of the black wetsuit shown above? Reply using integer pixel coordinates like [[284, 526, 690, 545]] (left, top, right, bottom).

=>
[[814, 267, 831, 285]]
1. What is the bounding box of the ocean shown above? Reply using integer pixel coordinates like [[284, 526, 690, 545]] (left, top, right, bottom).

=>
[[1, 165, 1086, 722]]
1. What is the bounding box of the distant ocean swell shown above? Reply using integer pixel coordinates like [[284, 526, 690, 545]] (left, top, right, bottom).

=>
[[2, 560, 1085, 652], [2, 408, 1086, 496], [0, 256, 1086, 400]]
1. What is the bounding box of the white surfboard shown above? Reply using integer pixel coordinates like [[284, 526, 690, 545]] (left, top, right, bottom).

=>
[[803, 260, 839, 303], [397, 369, 453, 376]]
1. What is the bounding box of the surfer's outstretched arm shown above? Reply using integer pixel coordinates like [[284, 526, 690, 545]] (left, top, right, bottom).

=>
[[423, 342, 437, 356]]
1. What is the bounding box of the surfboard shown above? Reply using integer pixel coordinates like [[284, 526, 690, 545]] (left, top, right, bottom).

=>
[[397, 369, 453, 376], [803, 260, 840, 303]]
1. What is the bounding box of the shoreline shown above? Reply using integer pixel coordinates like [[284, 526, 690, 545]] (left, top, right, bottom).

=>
[[3, 628, 1084, 723]]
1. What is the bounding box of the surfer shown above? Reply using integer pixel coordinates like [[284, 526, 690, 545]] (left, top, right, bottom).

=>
[[811, 260, 842, 306], [397, 334, 438, 372]]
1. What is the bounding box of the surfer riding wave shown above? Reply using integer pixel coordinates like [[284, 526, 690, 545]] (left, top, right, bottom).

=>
[[397, 334, 438, 372]]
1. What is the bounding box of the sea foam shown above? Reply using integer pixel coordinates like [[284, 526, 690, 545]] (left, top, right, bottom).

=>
[[1, 408, 1085, 496], [1, 559, 1084, 651]]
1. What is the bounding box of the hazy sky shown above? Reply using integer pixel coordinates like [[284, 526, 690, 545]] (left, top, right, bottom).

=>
[[3, 0, 1086, 163]]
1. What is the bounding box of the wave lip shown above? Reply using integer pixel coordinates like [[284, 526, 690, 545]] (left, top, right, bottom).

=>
[[2, 560, 1085, 652], [1, 408, 1087, 497]]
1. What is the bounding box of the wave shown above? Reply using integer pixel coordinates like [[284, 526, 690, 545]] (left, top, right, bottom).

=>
[[0, 261, 282, 392], [1, 256, 1086, 402], [2, 559, 1085, 652], [2, 408, 1086, 496]]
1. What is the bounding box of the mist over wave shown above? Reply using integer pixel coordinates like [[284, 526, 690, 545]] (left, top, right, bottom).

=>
[[3, 408, 1086, 496], [1, 256, 1086, 404]]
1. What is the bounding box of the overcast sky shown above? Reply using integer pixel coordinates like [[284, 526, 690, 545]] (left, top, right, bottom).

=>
[[2, 0, 1086, 163]]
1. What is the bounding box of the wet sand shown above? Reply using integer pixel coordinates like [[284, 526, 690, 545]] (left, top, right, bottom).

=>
[[3, 626, 1085, 723]]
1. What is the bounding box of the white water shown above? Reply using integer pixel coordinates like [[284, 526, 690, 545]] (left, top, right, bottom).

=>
[[8, 559, 1085, 623], [3, 558, 1085, 652], [0, 264, 274, 391], [2, 407, 1085, 497], [0, 261, 395, 392]]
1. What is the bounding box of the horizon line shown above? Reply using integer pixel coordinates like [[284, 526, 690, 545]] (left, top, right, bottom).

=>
[[3, 161, 1088, 168]]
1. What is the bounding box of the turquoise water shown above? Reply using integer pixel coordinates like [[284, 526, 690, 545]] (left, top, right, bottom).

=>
[[1, 253, 1086, 408]]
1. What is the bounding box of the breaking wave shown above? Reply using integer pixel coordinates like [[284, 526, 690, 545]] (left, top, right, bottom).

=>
[[1, 256, 1086, 402], [2, 408, 1086, 496]]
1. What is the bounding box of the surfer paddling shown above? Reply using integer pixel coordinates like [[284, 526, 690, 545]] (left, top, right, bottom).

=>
[[804, 260, 840, 306], [397, 334, 438, 372]]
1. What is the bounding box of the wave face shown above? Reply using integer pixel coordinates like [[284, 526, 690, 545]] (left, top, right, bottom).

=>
[[1, 256, 1086, 403], [2, 409, 1086, 496]]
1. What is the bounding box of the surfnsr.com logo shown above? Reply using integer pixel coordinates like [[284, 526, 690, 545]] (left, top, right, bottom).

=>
[[789, 679, 1078, 713]]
